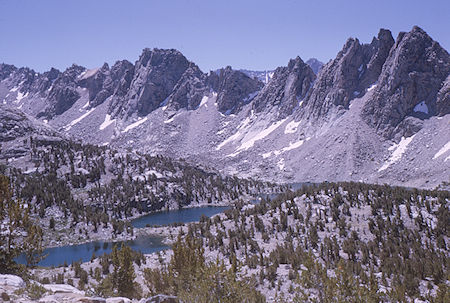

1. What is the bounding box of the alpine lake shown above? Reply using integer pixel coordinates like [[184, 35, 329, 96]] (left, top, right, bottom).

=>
[[18, 206, 230, 267], [19, 184, 312, 267]]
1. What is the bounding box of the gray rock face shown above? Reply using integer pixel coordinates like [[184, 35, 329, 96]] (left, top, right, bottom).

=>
[[301, 29, 394, 120], [78, 60, 135, 108], [239, 69, 274, 83], [436, 75, 450, 116], [252, 57, 315, 118], [77, 63, 110, 106], [42, 64, 86, 117], [208, 66, 263, 114], [0, 63, 17, 80], [0, 104, 59, 159], [34, 67, 61, 94], [166, 63, 209, 111], [118, 48, 191, 118], [306, 58, 324, 74], [362, 26, 450, 139], [0, 105, 35, 142]]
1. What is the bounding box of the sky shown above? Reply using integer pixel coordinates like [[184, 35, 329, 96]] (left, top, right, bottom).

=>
[[0, 0, 449, 73]]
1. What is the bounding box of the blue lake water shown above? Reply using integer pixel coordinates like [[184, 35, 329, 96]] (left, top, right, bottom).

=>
[[17, 205, 230, 267], [131, 206, 230, 228], [16, 235, 168, 267]]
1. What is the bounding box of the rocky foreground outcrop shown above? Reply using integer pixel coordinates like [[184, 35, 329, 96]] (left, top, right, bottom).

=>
[[0, 274, 178, 303]]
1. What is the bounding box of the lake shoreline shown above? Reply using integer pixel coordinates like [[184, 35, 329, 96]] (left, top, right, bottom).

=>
[[31, 203, 237, 267], [41, 199, 237, 249]]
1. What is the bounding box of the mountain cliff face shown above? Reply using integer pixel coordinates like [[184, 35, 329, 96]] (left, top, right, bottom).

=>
[[436, 75, 450, 116], [0, 26, 448, 189], [0, 104, 60, 159], [252, 57, 316, 118], [208, 66, 263, 114], [117, 48, 190, 118], [301, 29, 395, 120], [362, 26, 450, 139]]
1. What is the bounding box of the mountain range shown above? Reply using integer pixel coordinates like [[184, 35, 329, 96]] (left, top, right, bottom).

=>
[[1, 26, 449, 189]]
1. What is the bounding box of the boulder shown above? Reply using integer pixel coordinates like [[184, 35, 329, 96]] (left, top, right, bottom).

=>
[[42, 284, 84, 295], [0, 274, 25, 288], [105, 297, 131, 303], [76, 297, 106, 303]]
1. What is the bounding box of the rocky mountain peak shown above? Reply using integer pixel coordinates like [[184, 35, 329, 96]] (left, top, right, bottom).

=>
[[300, 29, 394, 120], [0, 63, 17, 80], [113, 48, 191, 118], [360, 28, 395, 89], [362, 26, 450, 139], [44, 67, 61, 81], [252, 56, 315, 118], [39, 65, 86, 118], [208, 66, 263, 114], [109, 59, 135, 98], [136, 48, 187, 70], [305, 58, 324, 74], [165, 62, 209, 111]]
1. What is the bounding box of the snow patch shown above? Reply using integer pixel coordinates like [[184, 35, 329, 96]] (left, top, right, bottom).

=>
[[14, 91, 28, 103], [217, 131, 241, 150], [413, 101, 428, 114], [164, 114, 179, 124], [199, 95, 209, 108], [239, 116, 252, 130], [64, 108, 96, 131], [277, 158, 285, 170], [433, 141, 450, 159], [99, 114, 116, 130], [378, 135, 415, 172], [78, 68, 99, 80], [262, 151, 272, 159], [123, 117, 148, 133], [237, 118, 287, 152], [367, 83, 377, 92], [24, 168, 37, 174], [262, 140, 304, 158], [284, 120, 301, 134], [282, 140, 305, 152]]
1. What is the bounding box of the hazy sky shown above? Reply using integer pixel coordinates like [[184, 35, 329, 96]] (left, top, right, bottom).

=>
[[0, 0, 448, 73]]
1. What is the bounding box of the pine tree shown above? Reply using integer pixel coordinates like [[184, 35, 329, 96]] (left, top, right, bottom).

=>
[[0, 175, 44, 272], [111, 244, 137, 298]]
